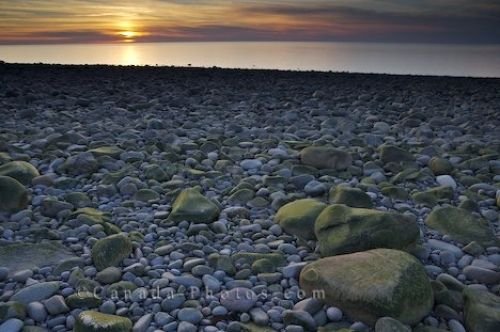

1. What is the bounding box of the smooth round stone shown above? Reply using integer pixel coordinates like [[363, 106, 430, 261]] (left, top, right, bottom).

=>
[[0, 318, 23, 332], [43, 295, 69, 315], [133, 314, 152, 332], [220, 287, 257, 312], [99, 300, 116, 314], [212, 306, 228, 316], [448, 319, 466, 332], [177, 321, 197, 332], [202, 275, 221, 292], [27, 302, 48, 322], [154, 312, 173, 326], [463, 266, 500, 284], [326, 307, 343, 321], [95, 267, 122, 284], [12, 269, 33, 283], [436, 175, 457, 189], [177, 308, 203, 324], [240, 159, 262, 170], [304, 180, 327, 196], [250, 307, 269, 325], [0, 267, 9, 281]]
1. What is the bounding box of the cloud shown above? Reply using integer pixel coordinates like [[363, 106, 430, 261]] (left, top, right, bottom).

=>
[[0, 0, 499, 44]]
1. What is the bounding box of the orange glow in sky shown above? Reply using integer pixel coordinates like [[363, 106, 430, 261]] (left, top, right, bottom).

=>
[[0, 0, 498, 44]]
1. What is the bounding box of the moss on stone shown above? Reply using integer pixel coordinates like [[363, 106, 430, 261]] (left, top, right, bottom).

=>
[[0, 175, 28, 212], [300, 249, 433, 326], [74, 311, 132, 332], [167, 188, 220, 223], [329, 186, 373, 208], [91, 234, 133, 271], [315, 204, 420, 256], [0, 161, 39, 185], [274, 198, 326, 241], [425, 206, 498, 246]]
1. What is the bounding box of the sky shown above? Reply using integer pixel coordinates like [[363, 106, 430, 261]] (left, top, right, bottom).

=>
[[0, 0, 499, 45]]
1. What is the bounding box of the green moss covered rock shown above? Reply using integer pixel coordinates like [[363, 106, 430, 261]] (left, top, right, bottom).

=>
[[379, 145, 414, 164], [74, 311, 132, 332], [68, 208, 120, 235], [167, 188, 219, 223], [300, 146, 352, 170], [91, 234, 133, 271], [133, 189, 160, 202], [228, 188, 255, 205], [425, 206, 498, 246], [66, 292, 102, 309], [88, 146, 123, 159], [381, 186, 409, 200], [300, 249, 433, 325], [64, 192, 91, 208], [0, 175, 28, 212], [428, 157, 453, 176], [274, 199, 326, 241], [463, 287, 500, 332], [0, 301, 26, 321], [0, 161, 39, 185], [315, 204, 420, 256], [329, 186, 373, 208], [412, 186, 453, 206]]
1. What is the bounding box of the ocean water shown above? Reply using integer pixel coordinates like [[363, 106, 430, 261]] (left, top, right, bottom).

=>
[[1, 42, 499, 78]]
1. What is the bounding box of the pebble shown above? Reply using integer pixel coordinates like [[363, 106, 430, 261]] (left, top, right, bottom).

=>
[[436, 175, 457, 189], [0, 318, 23, 332], [220, 287, 257, 312]]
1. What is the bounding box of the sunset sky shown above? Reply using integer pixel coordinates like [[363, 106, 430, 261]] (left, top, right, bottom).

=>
[[0, 0, 499, 45]]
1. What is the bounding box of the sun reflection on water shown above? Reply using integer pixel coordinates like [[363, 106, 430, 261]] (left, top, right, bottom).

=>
[[120, 44, 140, 65]]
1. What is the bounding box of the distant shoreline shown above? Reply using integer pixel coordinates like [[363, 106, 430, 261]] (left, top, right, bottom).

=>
[[1, 62, 499, 80]]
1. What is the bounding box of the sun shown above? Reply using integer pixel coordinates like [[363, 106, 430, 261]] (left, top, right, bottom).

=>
[[119, 31, 137, 38]]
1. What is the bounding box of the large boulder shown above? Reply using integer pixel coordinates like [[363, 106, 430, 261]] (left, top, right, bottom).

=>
[[329, 186, 373, 208], [425, 206, 498, 246], [167, 188, 220, 224], [74, 311, 132, 332], [379, 145, 414, 164], [299, 249, 433, 325], [0, 161, 39, 185], [274, 199, 326, 241], [300, 146, 352, 170], [91, 234, 133, 271], [315, 204, 420, 256], [0, 176, 28, 212], [463, 287, 500, 332]]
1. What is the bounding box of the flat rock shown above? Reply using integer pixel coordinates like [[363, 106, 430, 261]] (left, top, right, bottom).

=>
[[10, 282, 60, 305], [425, 206, 498, 246], [0, 242, 75, 276]]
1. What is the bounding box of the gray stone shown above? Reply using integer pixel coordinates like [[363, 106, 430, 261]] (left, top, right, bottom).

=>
[[10, 281, 60, 305], [220, 287, 257, 312], [177, 308, 203, 324]]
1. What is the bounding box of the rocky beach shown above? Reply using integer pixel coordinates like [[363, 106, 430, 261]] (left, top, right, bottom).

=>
[[0, 63, 499, 332]]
